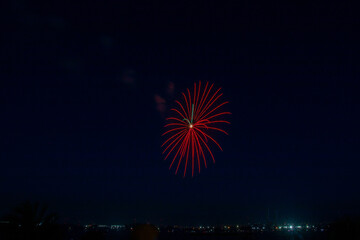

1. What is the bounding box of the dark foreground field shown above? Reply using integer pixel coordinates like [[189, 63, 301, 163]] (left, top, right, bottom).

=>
[[103, 232, 329, 240], [159, 232, 327, 240]]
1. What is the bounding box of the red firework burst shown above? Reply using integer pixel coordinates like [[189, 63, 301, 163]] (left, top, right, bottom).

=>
[[162, 81, 231, 177]]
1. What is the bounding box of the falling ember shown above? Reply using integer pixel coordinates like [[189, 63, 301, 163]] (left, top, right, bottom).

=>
[[161, 81, 231, 177]]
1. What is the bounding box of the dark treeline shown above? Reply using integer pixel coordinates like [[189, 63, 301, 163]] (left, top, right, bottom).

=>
[[1, 202, 359, 240]]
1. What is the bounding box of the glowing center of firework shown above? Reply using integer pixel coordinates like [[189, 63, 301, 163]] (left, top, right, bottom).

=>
[[183, 104, 195, 128]]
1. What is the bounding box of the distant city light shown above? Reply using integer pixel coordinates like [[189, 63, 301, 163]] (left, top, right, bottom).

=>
[[76, 223, 328, 235]]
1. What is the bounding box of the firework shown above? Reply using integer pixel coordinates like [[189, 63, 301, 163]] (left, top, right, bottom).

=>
[[162, 81, 230, 176]]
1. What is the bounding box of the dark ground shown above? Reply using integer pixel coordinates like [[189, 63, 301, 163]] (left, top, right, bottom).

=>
[[103, 232, 328, 240]]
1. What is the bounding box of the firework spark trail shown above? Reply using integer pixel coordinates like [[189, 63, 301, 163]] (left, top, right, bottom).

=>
[[162, 81, 231, 176]]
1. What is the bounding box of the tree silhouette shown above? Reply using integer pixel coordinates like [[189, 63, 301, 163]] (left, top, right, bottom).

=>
[[328, 216, 360, 240], [2, 201, 62, 240]]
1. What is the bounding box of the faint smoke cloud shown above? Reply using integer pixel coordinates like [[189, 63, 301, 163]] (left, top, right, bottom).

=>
[[121, 69, 136, 85], [167, 81, 175, 95], [154, 94, 166, 113], [155, 81, 175, 117]]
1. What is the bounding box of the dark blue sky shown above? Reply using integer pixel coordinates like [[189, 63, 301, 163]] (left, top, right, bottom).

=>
[[1, 1, 360, 225]]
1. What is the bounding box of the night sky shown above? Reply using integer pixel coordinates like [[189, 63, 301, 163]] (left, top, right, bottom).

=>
[[1, 1, 360, 225]]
